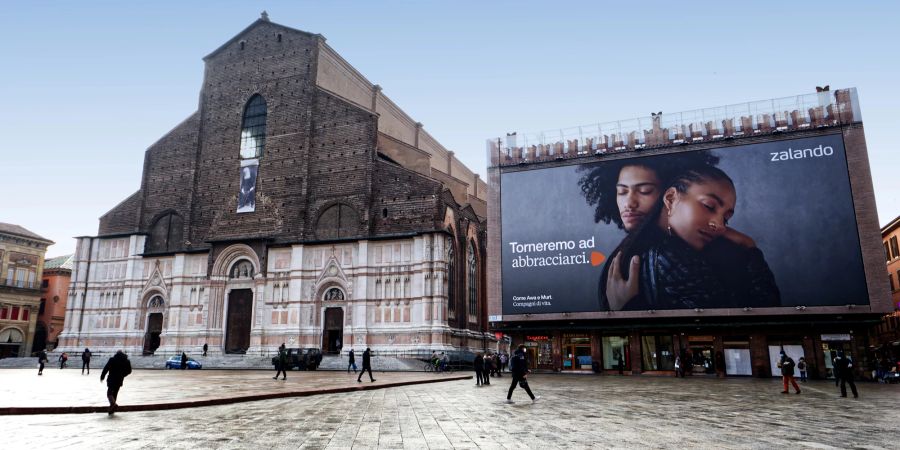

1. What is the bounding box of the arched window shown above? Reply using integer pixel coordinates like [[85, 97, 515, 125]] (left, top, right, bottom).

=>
[[146, 212, 184, 253], [229, 260, 254, 279], [240, 95, 267, 159], [467, 241, 477, 317], [446, 236, 455, 318], [315, 204, 360, 240]]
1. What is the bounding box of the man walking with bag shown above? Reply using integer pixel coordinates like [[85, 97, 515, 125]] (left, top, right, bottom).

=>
[[507, 344, 539, 404], [347, 348, 357, 373], [778, 351, 801, 395]]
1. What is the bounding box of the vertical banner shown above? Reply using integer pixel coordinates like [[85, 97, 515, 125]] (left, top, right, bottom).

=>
[[237, 159, 258, 213]]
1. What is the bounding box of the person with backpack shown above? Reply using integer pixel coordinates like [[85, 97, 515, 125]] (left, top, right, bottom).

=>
[[507, 344, 539, 404], [81, 348, 92, 375], [778, 351, 801, 394], [100, 350, 132, 415], [797, 357, 808, 382], [273, 343, 287, 380], [347, 348, 357, 373], [833, 351, 859, 398]]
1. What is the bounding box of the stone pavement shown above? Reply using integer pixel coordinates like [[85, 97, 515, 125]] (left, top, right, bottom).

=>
[[0, 368, 467, 414], [4, 373, 899, 449]]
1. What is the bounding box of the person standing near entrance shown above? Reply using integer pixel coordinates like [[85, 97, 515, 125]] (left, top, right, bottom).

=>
[[507, 344, 539, 404], [81, 348, 92, 375], [273, 343, 287, 380], [474, 352, 485, 386], [778, 351, 801, 394], [347, 348, 357, 373], [357, 347, 375, 382], [674, 356, 684, 378], [37, 349, 47, 376], [833, 351, 859, 398], [202, 343, 208, 357], [181, 352, 188, 370], [797, 357, 808, 382], [100, 350, 132, 415]]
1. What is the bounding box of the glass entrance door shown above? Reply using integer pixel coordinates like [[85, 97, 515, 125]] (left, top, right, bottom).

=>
[[563, 335, 592, 370]]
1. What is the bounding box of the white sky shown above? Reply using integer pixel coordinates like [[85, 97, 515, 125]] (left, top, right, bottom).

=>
[[2, 1, 898, 256]]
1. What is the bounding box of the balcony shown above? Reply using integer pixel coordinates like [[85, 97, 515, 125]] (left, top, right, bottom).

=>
[[0, 279, 41, 291]]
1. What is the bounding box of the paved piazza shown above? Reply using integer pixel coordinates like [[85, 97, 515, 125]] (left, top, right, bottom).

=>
[[4, 370, 899, 449]]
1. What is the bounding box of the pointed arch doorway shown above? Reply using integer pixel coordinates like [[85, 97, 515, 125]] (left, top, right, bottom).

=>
[[322, 307, 343, 354]]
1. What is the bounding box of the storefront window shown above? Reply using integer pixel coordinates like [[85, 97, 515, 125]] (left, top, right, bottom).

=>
[[602, 336, 629, 371], [641, 335, 675, 371], [563, 333, 592, 370], [524, 335, 553, 369]]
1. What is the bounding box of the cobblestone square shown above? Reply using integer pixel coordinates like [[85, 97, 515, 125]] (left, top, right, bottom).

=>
[[5, 370, 899, 449]]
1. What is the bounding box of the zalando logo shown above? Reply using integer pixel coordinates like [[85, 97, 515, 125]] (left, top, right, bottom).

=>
[[770, 144, 834, 162]]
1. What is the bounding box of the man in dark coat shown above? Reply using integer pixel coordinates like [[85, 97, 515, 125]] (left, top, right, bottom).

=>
[[507, 345, 539, 403], [81, 348, 92, 375], [833, 351, 859, 398], [357, 347, 375, 382], [100, 350, 132, 415], [181, 352, 188, 370], [202, 343, 208, 357], [273, 343, 287, 380], [347, 349, 357, 373], [778, 351, 801, 394], [37, 349, 48, 375], [474, 352, 485, 386]]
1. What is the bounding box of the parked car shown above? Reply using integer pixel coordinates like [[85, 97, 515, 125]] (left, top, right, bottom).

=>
[[165, 356, 202, 369], [272, 348, 322, 370]]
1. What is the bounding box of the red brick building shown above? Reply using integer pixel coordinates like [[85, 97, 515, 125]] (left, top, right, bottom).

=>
[[58, 14, 489, 358], [34, 255, 73, 352]]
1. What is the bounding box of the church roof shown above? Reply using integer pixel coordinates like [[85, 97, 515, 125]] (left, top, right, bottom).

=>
[[203, 13, 320, 61]]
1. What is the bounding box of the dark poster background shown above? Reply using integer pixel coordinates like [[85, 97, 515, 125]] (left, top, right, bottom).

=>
[[499, 134, 868, 314]]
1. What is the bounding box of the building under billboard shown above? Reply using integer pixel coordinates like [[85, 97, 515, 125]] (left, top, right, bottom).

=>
[[57, 15, 490, 358], [487, 88, 892, 379]]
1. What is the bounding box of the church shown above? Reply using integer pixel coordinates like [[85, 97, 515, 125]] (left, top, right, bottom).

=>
[[57, 13, 489, 357]]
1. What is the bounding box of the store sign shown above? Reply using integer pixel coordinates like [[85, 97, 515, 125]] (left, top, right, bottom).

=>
[[488, 315, 502, 322], [526, 335, 550, 341], [820, 333, 851, 341]]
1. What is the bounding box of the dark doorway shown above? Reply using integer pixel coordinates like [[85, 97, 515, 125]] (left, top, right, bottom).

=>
[[225, 289, 253, 354], [322, 307, 343, 354], [143, 313, 163, 355], [31, 322, 48, 353]]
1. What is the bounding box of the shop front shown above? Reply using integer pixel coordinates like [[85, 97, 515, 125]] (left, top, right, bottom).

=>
[[821, 333, 853, 380], [641, 334, 676, 373], [562, 333, 593, 371], [523, 334, 554, 370], [601, 335, 630, 374]]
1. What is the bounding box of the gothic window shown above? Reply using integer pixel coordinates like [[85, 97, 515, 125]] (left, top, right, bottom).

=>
[[467, 241, 477, 317], [315, 204, 360, 240], [148, 295, 165, 308], [446, 236, 456, 317], [229, 260, 254, 279], [324, 287, 345, 301], [146, 212, 184, 253], [240, 95, 267, 159]]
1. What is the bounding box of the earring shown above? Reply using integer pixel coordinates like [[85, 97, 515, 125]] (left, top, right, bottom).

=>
[[667, 224, 673, 236]]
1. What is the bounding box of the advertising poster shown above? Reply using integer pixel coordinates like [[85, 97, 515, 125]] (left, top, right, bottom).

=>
[[500, 134, 868, 314]]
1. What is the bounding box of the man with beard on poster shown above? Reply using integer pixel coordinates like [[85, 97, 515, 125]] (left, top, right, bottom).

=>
[[603, 164, 781, 311]]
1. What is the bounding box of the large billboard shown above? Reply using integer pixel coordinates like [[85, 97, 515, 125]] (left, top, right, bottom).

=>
[[500, 134, 868, 314]]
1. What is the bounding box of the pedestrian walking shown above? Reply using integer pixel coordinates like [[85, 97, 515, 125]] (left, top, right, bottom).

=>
[[100, 350, 132, 415], [474, 352, 485, 386], [498, 353, 507, 377], [181, 352, 188, 370], [833, 351, 859, 398], [58, 352, 68, 369], [483, 354, 493, 384], [37, 349, 47, 375], [797, 357, 808, 382], [202, 343, 208, 357], [82, 348, 92, 375], [274, 343, 288, 380], [778, 351, 801, 394], [507, 345, 538, 403], [357, 347, 376, 382], [674, 356, 684, 378], [347, 348, 357, 373]]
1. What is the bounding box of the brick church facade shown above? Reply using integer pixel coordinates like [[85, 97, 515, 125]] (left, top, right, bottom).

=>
[[58, 14, 489, 356]]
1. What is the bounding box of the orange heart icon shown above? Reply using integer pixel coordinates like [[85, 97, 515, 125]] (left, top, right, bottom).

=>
[[591, 251, 606, 266]]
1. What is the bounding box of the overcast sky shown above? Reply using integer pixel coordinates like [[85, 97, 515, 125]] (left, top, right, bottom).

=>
[[3, 1, 898, 256]]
